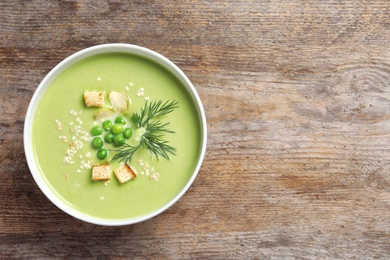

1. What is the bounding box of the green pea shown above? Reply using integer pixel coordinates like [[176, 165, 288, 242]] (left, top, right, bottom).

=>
[[111, 123, 124, 134], [115, 116, 127, 125], [97, 148, 108, 160], [102, 120, 113, 131], [91, 125, 103, 136], [114, 134, 125, 146], [104, 133, 114, 143], [91, 137, 103, 149], [123, 127, 133, 139]]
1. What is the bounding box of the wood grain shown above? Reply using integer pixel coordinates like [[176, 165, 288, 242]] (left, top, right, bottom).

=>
[[1, 0, 390, 258]]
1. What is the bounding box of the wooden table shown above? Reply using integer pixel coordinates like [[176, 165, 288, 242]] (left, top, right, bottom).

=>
[[1, 1, 389, 258]]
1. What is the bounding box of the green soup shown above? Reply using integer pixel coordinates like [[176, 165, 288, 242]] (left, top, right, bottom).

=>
[[32, 53, 201, 220]]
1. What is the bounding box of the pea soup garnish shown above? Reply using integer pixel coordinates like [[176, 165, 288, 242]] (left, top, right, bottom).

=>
[[84, 90, 178, 184]]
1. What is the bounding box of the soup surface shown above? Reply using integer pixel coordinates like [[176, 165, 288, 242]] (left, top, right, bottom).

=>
[[32, 53, 201, 220]]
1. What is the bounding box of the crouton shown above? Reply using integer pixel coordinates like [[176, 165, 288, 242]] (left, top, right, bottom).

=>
[[109, 91, 129, 112], [91, 164, 111, 181], [114, 164, 136, 184], [84, 91, 105, 107]]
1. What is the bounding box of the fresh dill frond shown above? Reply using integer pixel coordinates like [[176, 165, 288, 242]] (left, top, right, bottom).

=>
[[146, 120, 175, 135], [141, 130, 176, 159], [111, 143, 141, 163], [132, 100, 179, 128], [111, 99, 178, 163]]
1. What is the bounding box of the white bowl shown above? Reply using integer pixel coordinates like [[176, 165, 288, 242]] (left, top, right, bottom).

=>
[[24, 44, 207, 225]]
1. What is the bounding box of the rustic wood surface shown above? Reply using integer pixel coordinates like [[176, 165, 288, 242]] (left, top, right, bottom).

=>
[[1, 0, 390, 258]]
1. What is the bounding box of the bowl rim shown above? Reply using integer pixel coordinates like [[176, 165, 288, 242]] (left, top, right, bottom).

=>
[[23, 43, 207, 226]]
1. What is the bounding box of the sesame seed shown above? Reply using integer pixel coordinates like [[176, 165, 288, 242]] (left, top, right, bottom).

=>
[[97, 77, 101, 81], [70, 110, 78, 116], [137, 88, 145, 96], [150, 172, 160, 181], [129, 82, 134, 86], [125, 86, 129, 91], [55, 120, 63, 131]]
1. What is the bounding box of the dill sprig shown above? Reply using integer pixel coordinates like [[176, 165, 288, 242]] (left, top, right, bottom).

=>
[[111, 143, 141, 163], [141, 128, 177, 159], [111, 100, 178, 163], [131, 100, 179, 128]]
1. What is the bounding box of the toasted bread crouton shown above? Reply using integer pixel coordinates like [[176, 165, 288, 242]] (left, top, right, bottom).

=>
[[114, 164, 136, 184], [92, 164, 111, 181], [84, 91, 105, 107], [109, 91, 129, 112]]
